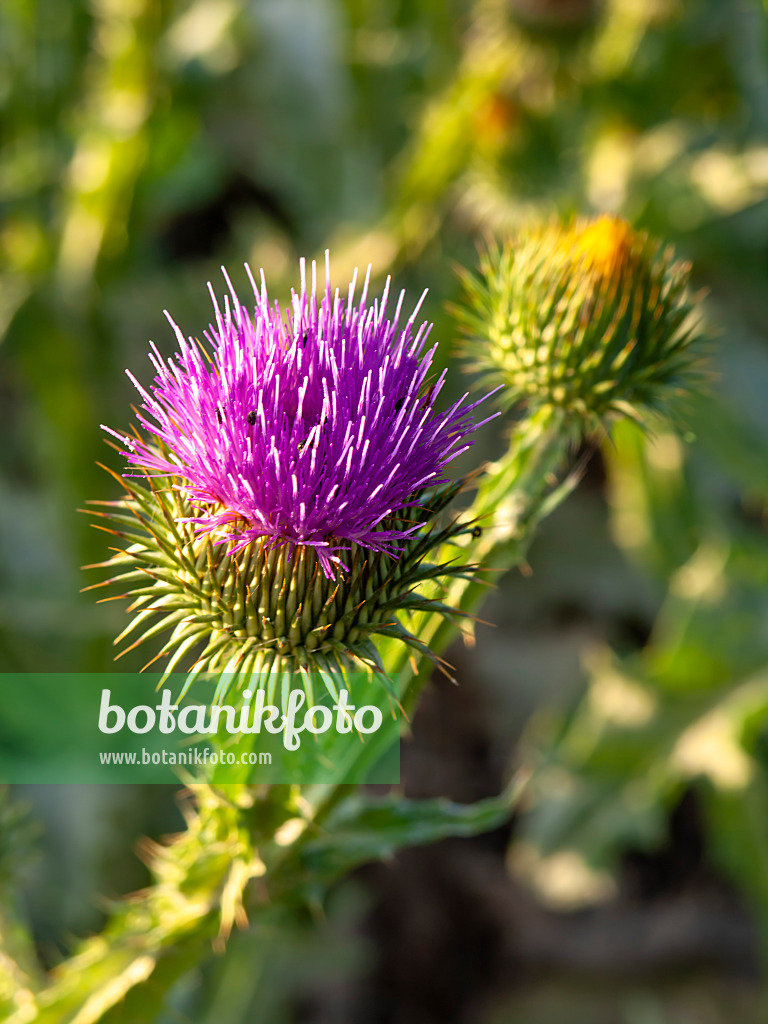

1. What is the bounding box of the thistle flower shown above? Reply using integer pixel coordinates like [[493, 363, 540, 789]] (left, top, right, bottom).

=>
[[89, 257, 491, 701], [458, 215, 703, 430]]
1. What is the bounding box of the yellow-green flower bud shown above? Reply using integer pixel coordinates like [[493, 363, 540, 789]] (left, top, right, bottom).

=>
[[458, 215, 704, 430]]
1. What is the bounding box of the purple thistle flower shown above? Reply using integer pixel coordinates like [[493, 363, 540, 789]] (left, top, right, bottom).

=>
[[104, 256, 494, 578]]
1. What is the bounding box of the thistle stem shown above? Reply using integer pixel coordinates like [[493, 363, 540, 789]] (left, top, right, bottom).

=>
[[310, 404, 579, 808], [399, 404, 576, 711]]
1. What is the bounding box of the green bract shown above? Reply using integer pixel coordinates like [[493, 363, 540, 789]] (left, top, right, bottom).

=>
[[87, 458, 475, 705], [458, 216, 704, 429]]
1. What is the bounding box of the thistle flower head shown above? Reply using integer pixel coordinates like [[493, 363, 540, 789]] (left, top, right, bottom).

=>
[[458, 215, 703, 429], [91, 257, 490, 700], [106, 255, 486, 578]]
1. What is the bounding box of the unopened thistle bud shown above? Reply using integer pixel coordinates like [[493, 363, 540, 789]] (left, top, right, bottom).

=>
[[89, 257, 493, 701], [458, 215, 703, 429]]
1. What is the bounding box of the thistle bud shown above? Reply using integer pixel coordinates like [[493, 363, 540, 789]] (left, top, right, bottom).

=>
[[90, 258, 493, 702], [458, 215, 703, 429]]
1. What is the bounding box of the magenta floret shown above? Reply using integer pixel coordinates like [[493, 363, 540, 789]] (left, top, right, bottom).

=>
[[104, 256, 493, 576]]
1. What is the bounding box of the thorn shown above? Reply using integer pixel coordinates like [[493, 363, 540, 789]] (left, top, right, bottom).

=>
[[90, 523, 125, 537], [140, 649, 169, 672]]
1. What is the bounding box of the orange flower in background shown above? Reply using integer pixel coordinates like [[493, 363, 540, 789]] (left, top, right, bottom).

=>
[[474, 93, 518, 153]]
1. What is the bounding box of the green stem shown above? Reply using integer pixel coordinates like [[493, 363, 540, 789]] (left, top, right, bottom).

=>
[[313, 405, 577, 810]]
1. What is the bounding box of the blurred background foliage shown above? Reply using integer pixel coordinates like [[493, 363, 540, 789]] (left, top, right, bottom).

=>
[[4, 0, 768, 1020]]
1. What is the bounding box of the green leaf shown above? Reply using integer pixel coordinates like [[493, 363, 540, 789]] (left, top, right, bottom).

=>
[[300, 775, 528, 882]]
